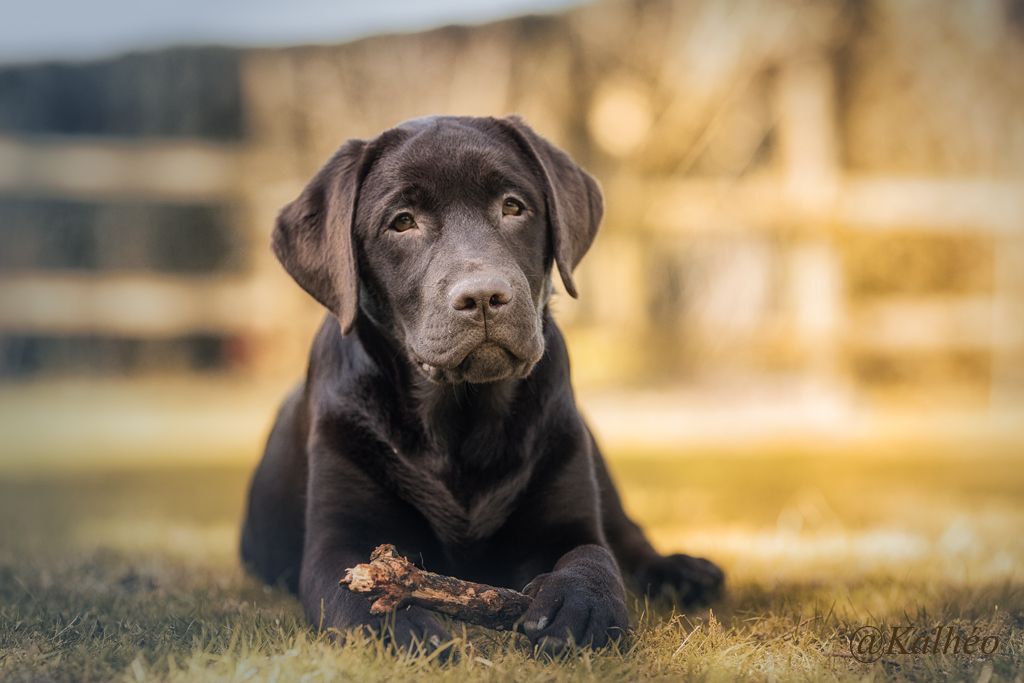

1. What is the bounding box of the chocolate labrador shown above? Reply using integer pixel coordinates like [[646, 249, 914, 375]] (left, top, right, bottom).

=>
[[240, 115, 723, 653]]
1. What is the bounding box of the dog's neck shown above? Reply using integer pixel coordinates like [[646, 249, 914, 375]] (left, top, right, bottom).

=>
[[412, 377, 519, 453]]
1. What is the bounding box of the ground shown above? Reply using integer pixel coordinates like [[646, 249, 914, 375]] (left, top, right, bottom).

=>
[[1, 449, 1021, 681]]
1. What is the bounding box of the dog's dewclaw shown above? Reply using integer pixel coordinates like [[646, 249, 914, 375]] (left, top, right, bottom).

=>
[[340, 544, 533, 630]]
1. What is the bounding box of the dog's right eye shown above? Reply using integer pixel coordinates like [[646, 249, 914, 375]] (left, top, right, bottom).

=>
[[390, 212, 417, 232]]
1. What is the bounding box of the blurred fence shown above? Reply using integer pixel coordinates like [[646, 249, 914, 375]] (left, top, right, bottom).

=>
[[1, 0, 1022, 460]]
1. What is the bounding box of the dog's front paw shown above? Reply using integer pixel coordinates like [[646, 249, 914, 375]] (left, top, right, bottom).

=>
[[634, 553, 724, 605], [518, 569, 628, 655]]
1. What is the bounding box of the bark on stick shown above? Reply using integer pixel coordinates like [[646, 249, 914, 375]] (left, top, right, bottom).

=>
[[340, 544, 532, 631]]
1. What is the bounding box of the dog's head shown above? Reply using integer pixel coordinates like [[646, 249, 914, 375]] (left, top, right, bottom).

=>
[[272, 115, 602, 384]]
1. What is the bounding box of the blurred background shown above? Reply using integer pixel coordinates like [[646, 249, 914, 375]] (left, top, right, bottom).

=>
[[0, 0, 1022, 468]]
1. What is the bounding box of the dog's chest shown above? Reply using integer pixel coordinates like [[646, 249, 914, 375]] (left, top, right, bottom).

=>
[[384, 441, 533, 546]]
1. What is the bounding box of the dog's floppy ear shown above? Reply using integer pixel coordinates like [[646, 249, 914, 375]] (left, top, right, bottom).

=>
[[272, 139, 369, 334], [497, 115, 603, 297]]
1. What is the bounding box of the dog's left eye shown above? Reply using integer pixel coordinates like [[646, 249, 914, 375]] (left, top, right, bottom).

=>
[[502, 198, 524, 217], [390, 212, 417, 232]]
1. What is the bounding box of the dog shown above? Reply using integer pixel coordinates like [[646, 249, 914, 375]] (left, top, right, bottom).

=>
[[240, 115, 723, 653]]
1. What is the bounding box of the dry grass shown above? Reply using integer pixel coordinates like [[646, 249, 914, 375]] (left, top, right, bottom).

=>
[[1, 450, 1021, 681]]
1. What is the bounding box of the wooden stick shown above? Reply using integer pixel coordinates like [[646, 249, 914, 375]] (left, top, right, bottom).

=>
[[340, 544, 532, 631]]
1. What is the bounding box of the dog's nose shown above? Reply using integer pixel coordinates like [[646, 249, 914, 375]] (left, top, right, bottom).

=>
[[449, 276, 513, 315]]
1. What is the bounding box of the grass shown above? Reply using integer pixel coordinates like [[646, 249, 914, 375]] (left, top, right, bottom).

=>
[[1, 451, 1021, 681]]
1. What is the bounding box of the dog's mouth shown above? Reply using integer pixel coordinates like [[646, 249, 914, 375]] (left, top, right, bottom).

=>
[[416, 342, 536, 384]]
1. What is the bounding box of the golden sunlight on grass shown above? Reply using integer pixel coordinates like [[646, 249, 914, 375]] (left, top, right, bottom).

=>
[[1, 451, 1021, 682]]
